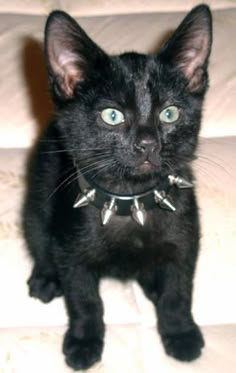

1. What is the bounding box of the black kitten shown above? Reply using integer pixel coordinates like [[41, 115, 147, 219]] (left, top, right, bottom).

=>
[[23, 5, 212, 371]]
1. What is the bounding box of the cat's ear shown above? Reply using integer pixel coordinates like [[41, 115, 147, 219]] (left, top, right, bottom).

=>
[[160, 5, 212, 92], [45, 11, 107, 100]]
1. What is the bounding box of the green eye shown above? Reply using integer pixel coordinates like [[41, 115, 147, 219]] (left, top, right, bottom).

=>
[[101, 108, 125, 126], [159, 106, 180, 124]]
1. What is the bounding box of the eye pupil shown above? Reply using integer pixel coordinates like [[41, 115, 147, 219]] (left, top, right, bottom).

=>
[[111, 110, 116, 121], [165, 109, 172, 119]]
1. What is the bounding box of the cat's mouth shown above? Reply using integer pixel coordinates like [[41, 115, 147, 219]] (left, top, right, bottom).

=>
[[132, 158, 160, 177], [138, 156, 160, 171], [138, 161, 155, 174], [140, 160, 155, 169]]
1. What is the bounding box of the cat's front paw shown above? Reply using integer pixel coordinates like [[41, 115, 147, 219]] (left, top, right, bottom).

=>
[[28, 270, 62, 303], [162, 328, 204, 362], [63, 331, 103, 370]]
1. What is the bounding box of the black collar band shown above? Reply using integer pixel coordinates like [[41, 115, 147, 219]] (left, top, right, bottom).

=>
[[73, 168, 193, 226]]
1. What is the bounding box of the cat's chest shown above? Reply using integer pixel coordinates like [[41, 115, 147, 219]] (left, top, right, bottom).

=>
[[100, 209, 168, 251], [93, 210, 176, 277]]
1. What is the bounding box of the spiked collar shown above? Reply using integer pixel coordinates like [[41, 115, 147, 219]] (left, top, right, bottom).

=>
[[73, 166, 193, 226]]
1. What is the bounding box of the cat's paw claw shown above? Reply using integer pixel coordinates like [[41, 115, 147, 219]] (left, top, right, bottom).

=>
[[28, 272, 62, 303], [162, 328, 204, 362], [63, 332, 103, 370]]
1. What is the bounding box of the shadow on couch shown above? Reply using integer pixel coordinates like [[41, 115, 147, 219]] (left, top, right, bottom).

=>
[[21, 37, 54, 137]]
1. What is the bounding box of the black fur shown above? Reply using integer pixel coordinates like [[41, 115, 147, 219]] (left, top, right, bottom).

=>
[[23, 5, 212, 370]]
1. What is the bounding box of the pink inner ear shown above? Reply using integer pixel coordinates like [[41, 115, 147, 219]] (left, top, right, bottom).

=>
[[49, 43, 83, 97], [61, 64, 83, 97], [174, 30, 210, 92], [183, 33, 209, 80], [58, 50, 80, 67], [58, 51, 84, 97], [188, 67, 204, 92]]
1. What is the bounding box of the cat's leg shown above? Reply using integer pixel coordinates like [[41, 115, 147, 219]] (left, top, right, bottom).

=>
[[60, 265, 104, 370], [23, 138, 64, 303], [138, 258, 204, 361], [24, 213, 63, 303]]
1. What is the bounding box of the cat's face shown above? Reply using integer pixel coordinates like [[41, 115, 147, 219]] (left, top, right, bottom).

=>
[[45, 7, 212, 187]]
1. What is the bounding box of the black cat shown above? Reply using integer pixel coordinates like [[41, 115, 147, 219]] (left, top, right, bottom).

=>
[[23, 4, 212, 371]]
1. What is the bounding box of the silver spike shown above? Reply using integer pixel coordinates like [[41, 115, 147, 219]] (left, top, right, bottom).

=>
[[101, 198, 117, 225], [153, 190, 176, 212], [73, 189, 96, 208], [168, 175, 193, 189], [131, 199, 147, 226]]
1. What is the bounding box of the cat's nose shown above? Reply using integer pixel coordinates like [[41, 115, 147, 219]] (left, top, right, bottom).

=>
[[134, 139, 158, 154]]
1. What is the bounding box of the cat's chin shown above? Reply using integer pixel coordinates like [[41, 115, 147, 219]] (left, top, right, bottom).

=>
[[124, 164, 160, 183], [129, 160, 160, 179]]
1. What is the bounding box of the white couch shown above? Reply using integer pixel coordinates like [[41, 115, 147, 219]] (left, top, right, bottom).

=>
[[0, 1, 236, 372]]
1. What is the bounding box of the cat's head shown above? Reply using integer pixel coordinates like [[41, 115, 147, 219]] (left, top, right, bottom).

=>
[[44, 5, 212, 190]]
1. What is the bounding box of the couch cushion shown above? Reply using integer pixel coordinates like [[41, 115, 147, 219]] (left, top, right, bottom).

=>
[[0, 9, 236, 147], [0, 137, 235, 328], [60, 0, 236, 16], [1, 0, 235, 16], [0, 0, 60, 15], [0, 324, 236, 373]]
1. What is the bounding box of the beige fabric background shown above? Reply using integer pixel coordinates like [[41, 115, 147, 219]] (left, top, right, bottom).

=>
[[1, 0, 236, 15], [0, 1, 236, 372]]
